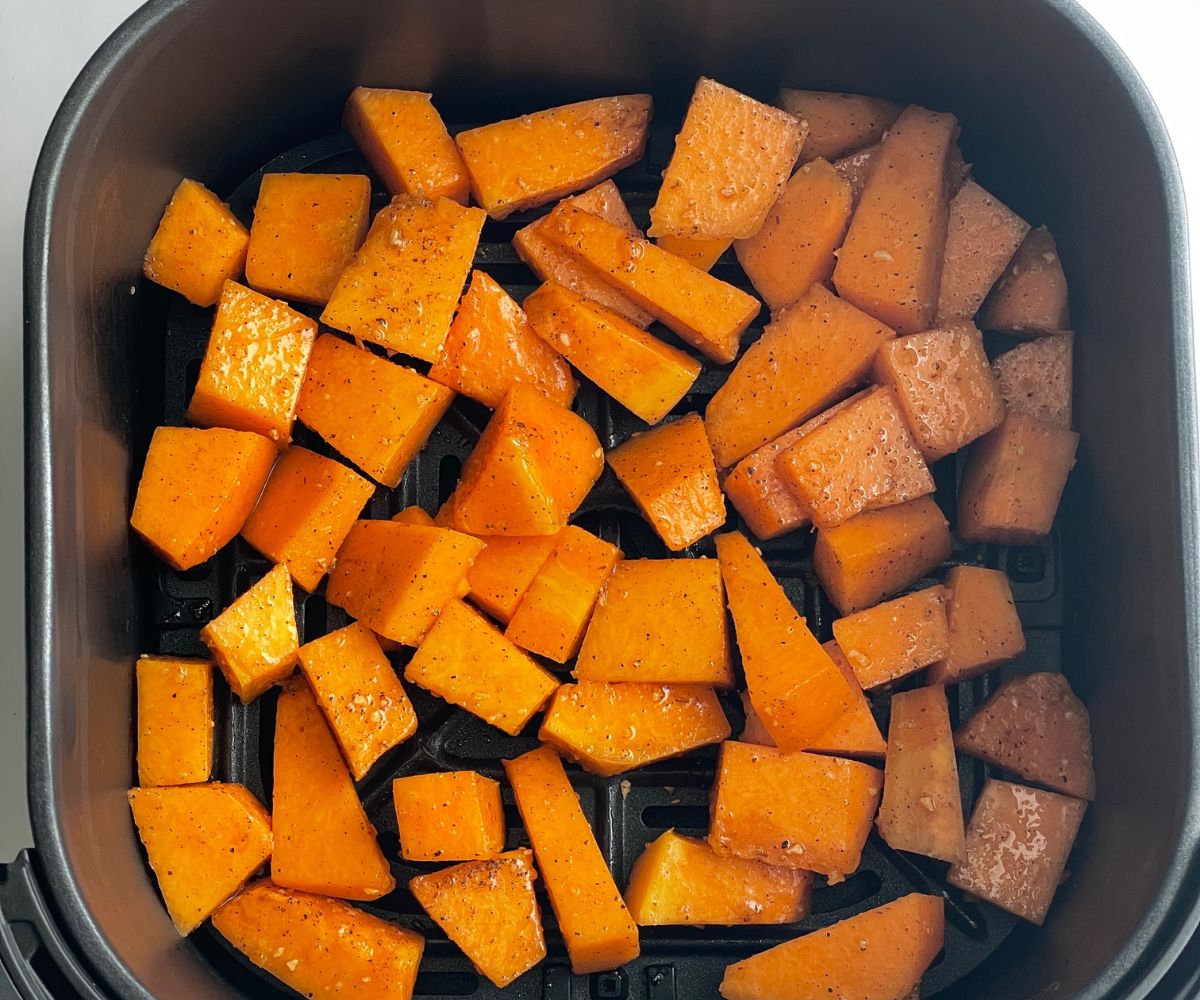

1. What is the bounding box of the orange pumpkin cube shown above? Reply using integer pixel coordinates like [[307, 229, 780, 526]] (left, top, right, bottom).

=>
[[722, 425, 814, 541], [927, 565, 1025, 685], [655, 235, 732, 271], [980, 226, 1070, 336], [832, 586, 950, 690], [992, 332, 1074, 429], [465, 533, 559, 623], [136, 656, 213, 787], [775, 89, 901, 163], [392, 770, 505, 861]]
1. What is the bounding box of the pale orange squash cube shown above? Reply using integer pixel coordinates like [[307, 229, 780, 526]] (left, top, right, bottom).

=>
[[927, 565, 1025, 685], [832, 585, 950, 690], [775, 89, 901, 163], [392, 770, 505, 861], [465, 533, 559, 623], [980, 226, 1070, 336], [992, 332, 1074, 429], [136, 656, 213, 787], [813, 641, 888, 758], [655, 235, 732, 271], [722, 425, 814, 541]]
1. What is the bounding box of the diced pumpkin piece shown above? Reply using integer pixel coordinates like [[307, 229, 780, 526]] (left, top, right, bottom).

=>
[[626, 831, 810, 926], [576, 559, 733, 686], [504, 747, 640, 973], [958, 414, 1079, 544], [992, 333, 1074, 429], [136, 656, 213, 788], [343, 86, 468, 202], [244, 173, 371, 305], [539, 682, 730, 777], [272, 678, 394, 900], [392, 506, 435, 526], [650, 78, 806, 241], [320, 195, 485, 361], [456, 95, 653, 219], [465, 533, 560, 623], [655, 235, 732, 271], [812, 641, 888, 758], [832, 586, 950, 690], [127, 783, 272, 934], [956, 672, 1095, 800], [775, 89, 901, 163], [241, 446, 375, 591], [131, 426, 276, 571], [428, 270, 577, 408], [213, 881, 424, 1000], [524, 281, 700, 425], [927, 565, 1025, 685], [143, 178, 249, 307], [326, 521, 484, 646], [404, 600, 559, 735], [392, 770, 505, 861], [979, 226, 1070, 336], [709, 742, 882, 879], [872, 321, 1005, 461], [410, 849, 546, 988], [706, 284, 894, 467], [296, 334, 454, 488], [723, 426, 813, 540], [834, 106, 959, 335], [452, 385, 603, 535], [948, 780, 1086, 925], [719, 893, 943, 1000]]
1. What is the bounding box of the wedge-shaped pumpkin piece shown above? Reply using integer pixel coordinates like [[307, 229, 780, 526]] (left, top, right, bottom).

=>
[[979, 226, 1070, 336], [505, 747, 640, 973], [813, 642, 888, 758], [212, 881, 424, 1000], [272, 678, 394, 900], [429, 271, 577, 408], [709, 742, 882, 879], [465, 533, 559, 623], [344, 86, 468, 202], [776, 89, 901, 163], [832, 586, 949, 690], [128, 783, 272, 934], [410, 849, 546, 988], [626, 831, 810, 926], [719, 893, 944, 1000], [525, 281, 701, 425], [143, 178, 249, 307], [296, 334, 454, 488], [956, 673, 1095, 800], [131, 425, 276, 571], [456, 95, 653, 219], [834, 105, 959, 335], [992, 333, 1074, 429], [321, 195, 485, 361], [650, 78, 806, 241], [392, 770, 505, 861], [927, 566, 1025, 685], [539, 681, 730, 777], [576, 558, 733, 686], [655, 235, 732, 271], [136, 655, 214, 787], [405, 600, 559, 735]]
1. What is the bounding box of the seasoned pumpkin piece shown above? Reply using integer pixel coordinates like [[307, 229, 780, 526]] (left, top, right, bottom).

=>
[[213, 881, 424, 1000], [980, 226, 1070, 336], [709, 742, 883, 879], [504, 747, 640, 973], [719, 893, 944, 1000], [244, 173, 372, 305], [948, 780, 1086, 925], [296, 334, 454, 488], [410, 849, 546, 988], [241, 446, 375, 592], [143, 178, 249, 307], [392, 770, 505, 861], [723, 426, 813, 541], [992, 333, 1074, 429], [775, 89, 901, 163], [320, 195, 485, 361], [127, 783, 272, 934], [428, 271, 577, 409], [456, 95, 653, 218], [832, 586, 950, 690], [626, 831, 810, 926], [539, 682, 731, 777], [136, 656, 214, 788], [607, 414, 726, 550], [576, 559, 733, 687], [524, 281, 700, 425], [404, 600, 559, 735], [956, 672, 1095, 800], [343, 86, 468, 202], [465, 533, 559, 623], [655, 235, 732, 271], [650, 78, 806, 241], [927, 565, 1025, 685], [812, 641, 888, 758]]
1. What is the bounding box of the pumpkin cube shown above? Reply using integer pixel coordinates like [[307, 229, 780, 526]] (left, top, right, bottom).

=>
[[831, 585, 950, 690], [136, 656, 213, 788], [465, 533, 560, 623], [980, 226, 1070, 336], [992, 332, 1074, 429], [775, 89, 900, 163], [392, 770, 505, 861], [927, 565, 1025, 685], [655, 235, 732, 271], [722, 425, 814, 541]]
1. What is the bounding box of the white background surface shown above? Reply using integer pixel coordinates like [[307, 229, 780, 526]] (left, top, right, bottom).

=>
[[0, 0, 1195, 858]]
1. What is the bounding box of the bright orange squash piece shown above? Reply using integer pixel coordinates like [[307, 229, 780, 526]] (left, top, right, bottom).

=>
[[136, 656, 214, 787], [392, 770, 506, 861], [775, 89, 901, 163], [927, 565, 1025, 685], [465, 533, 559, 623], [722, 424, 814, 541], [655, 235, 732, 271], [991, 332, 1074, 429], [832, 586, 950, 690], [979, 226, 1070, 336], [392, 505, 435, 526]]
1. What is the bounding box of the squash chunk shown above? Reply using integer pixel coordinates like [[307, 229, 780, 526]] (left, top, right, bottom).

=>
[[980, 226, 1070, 335], [775, 89, 901, 163], [392, 506, 435, 526], [626, 831, 810, 926], [576, 559, 733, 687], [272, 678, 394, 900], [456, 95, 653, 219], [723, 425, 813, 540], [127, 783, 271, 934], [131, 426, 275, 571], [832, 586, 950, 690], [465, 533, 560, 623], [410, 849, 546, 988], [404, 600, 559, 735], [320, 194, 485, 361], [655, 235, 732, 271], [143, 178, 249, 307], [136, 656, 214, 787], [992, 333, 1074, 429], [650, 78, 806, 240], [709, 742, 882, 879], [392, 770, 505, 861], [539, 681, 730, 777], [524, 282, 700, 425], [719, 893, 943, 1000], [504, 747, 640, 973], [813, 642, 888, 758], [241, 446, 375, 591], [429, 271, 577, 408], [927, 565, 1025, 685]]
